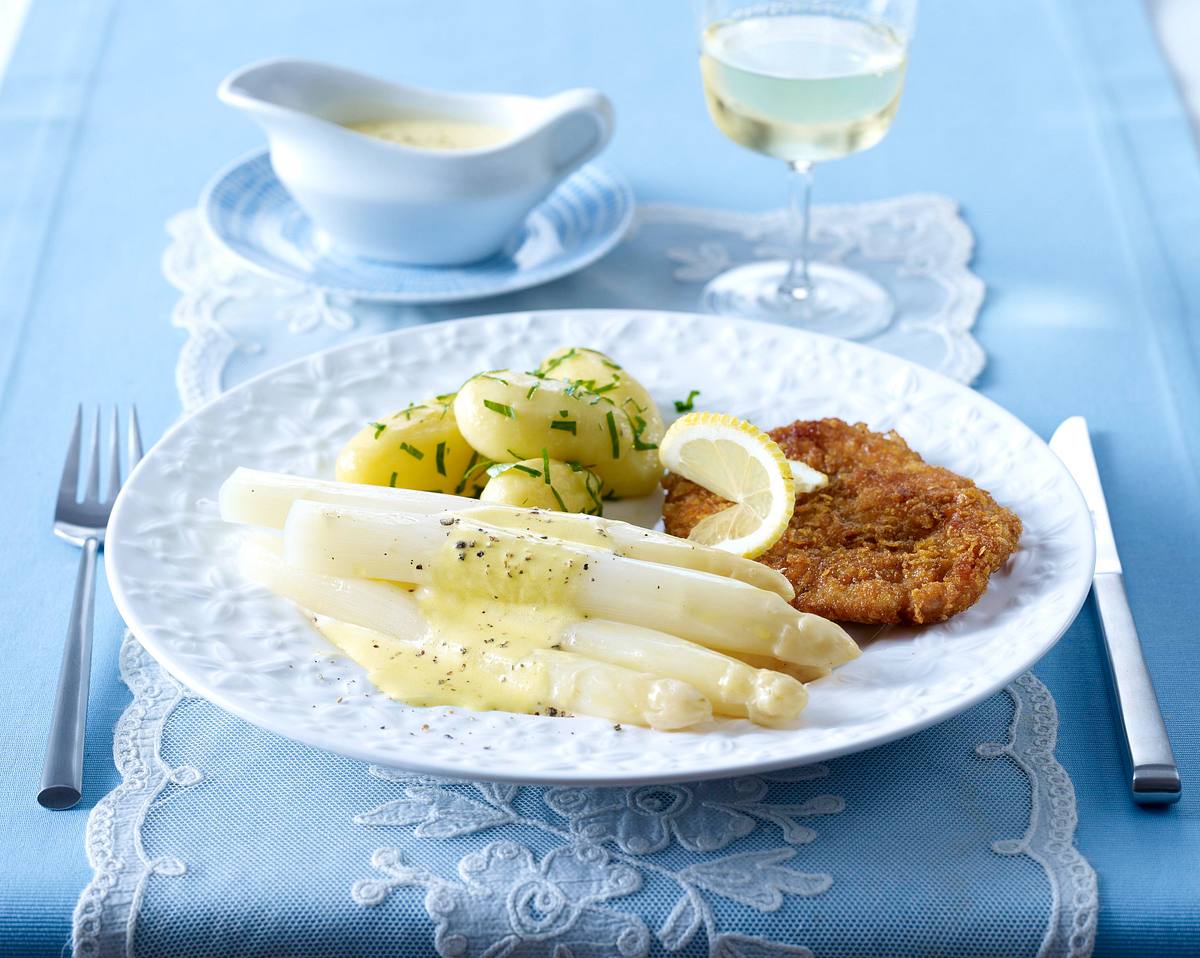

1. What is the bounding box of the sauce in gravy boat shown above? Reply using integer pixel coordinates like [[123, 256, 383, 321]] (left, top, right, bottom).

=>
[[219, 58, 614, 265]]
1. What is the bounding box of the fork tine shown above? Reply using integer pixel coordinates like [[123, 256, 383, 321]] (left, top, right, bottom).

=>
[[128, 405, 144, 470], [106, 407, 121, 501], [83, 408, 101, 503], [57, 405, 83, 508]]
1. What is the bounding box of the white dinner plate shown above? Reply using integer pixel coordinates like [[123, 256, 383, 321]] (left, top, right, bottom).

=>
[[105, 310, 1094, 784]]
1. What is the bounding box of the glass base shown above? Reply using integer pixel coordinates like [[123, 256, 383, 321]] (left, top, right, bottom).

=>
[[700, 260, 893, 340]]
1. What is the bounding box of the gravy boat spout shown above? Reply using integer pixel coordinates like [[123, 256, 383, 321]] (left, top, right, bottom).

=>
[[219, 58, 615, 265]]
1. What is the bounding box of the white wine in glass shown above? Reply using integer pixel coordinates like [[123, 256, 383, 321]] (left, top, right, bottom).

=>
[[696, 1, 917, 338]]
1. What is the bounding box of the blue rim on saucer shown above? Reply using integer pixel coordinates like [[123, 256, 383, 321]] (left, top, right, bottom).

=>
[[200, 150, 635, 303]]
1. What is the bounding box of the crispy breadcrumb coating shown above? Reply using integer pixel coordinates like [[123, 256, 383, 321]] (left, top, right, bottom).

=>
[[663, 419, 1022, 625]]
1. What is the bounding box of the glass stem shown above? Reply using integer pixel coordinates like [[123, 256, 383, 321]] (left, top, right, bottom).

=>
[[779, 160, 815, 302]]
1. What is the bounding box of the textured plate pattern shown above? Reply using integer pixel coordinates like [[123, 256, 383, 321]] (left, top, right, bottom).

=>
[[201, 151, 634, 303], [105, 310, 1095, 784]]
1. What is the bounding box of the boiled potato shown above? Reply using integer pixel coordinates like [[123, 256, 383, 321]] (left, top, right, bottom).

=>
[[537, 347, 665, 443], [480, 458, 603, 514], [454, 371, 662, 497], [335, 396, 479, 494]]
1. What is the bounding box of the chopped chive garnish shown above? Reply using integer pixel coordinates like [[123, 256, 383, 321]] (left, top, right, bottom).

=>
[[593, 381, 618, 394], [506, 448, 524, 461], [542, 448, 551, 484], [389, 471, 398, 487], [370, 421, 387, 439], [559, 409, 569, 417], [600, 357, 622, 371], [674, 389, 701, 413], [538, 348, 578, 376], [513, 464, 542, 477], [435, 442, 447, 476], [454, 451, 486, 495], [550, 420, 577, 435], [483, 400, 516, 419], [478, 373, 510, 385], [584, 470, 604, 515], [602, 489, 620, 501], [625, 411, 658, 451], [605, 411, 620, 459], [399, 442, 424, 460], [550, 484, 568, 512], [526, 382, 540, 400], [622, 396, 646, 413], [434, 392, 456, 402], [566, 460, 583, 471], [400, 402, 422, 421]]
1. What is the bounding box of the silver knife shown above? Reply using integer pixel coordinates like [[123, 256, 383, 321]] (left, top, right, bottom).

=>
[[1050, 416, 1181, 805]]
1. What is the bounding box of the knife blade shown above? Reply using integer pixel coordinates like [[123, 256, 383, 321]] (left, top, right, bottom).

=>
[[1050, 416, 1181, 805]]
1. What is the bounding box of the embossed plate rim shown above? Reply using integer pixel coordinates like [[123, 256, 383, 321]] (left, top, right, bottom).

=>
[[105, 309, 1094, 784]]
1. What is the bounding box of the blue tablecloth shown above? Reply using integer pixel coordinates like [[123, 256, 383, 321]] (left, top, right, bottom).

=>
[[1, 0, 1197, 954]]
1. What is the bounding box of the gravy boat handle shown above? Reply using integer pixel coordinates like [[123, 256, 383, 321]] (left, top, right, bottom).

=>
[[538, 88, 615, 178]]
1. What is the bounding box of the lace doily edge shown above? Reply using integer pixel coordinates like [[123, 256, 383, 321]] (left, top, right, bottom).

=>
[[70, 634, 1096, 958]]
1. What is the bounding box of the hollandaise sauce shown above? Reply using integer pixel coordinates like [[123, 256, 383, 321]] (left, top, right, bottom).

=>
[[314, 526, 589, 714], [345, 117, 512, 150]]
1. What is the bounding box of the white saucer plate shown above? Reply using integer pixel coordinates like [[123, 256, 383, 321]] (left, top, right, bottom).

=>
[[105, 310, 1094, 785], [201, 152, 634, 303]]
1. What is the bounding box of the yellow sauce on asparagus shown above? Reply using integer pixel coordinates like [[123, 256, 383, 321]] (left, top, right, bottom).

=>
[[316, 528, 588, 714]]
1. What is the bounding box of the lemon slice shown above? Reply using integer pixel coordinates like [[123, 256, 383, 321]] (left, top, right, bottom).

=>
[[789, 459, 829, 494], [659, 412, 795, 557]]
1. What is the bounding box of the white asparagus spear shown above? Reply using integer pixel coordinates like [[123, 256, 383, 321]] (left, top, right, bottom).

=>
[[248, 535, 802, 724], [219, 467, 793, 599], [240, 538, 712, 731], [731, 650, 832, 684], [561, 620, 807, 726], [281, 501, 858, 669]]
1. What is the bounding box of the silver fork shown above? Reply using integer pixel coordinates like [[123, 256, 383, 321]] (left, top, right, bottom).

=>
[[38, 406, 142, 810]]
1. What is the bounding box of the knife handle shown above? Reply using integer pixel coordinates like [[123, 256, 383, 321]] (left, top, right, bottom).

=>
[[1093, 573, 1181, 804]]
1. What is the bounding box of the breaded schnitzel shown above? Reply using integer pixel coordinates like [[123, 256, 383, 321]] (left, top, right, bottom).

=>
[[662, 419, 1022, 625]]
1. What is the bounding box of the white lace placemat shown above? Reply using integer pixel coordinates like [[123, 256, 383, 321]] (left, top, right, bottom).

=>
[[166, 196, 985, 411], [76, 640, 1096, 958], [71, 198, 1099, 958]]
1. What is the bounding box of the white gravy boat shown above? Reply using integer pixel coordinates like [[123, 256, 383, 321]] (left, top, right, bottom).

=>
[[219, 58, 614, 265]]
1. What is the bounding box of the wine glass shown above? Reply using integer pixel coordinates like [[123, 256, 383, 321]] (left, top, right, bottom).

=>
[[696, 0, 918, 338]]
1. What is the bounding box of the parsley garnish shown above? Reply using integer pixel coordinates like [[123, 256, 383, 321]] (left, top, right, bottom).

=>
[[370, 421, 387, 439], [605, 411, 620, 459], [435, 441, 447, 476], [400, 442, 424, 460], [674, 389, 701, 413], [483, 399, 516, 419]]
